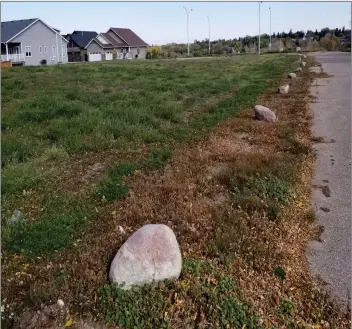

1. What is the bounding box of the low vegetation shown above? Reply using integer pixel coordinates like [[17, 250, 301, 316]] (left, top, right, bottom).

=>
[[1, 55, 350, 329], [2, 55, 295, 255], [101, 259, 260, 329]]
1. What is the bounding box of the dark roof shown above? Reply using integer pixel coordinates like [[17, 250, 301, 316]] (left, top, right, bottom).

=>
[[101, 33, 127, 47], [1, 18, 38, 43], [110, 28, 148, 46], [69, 31, 98, 48], [73, 30, 97, 35]]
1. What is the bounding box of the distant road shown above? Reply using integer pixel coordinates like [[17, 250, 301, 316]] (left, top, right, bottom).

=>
[[307, 52, 351, 309]]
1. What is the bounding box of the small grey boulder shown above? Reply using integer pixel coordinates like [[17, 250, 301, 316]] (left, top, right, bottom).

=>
[[288, 73, 297, 79], [301, 61, 306, 67], [278, 84, 290, 94], [109, 224, 182, 289], [254, 105, 276, 122], [295, 67, 303, 72]]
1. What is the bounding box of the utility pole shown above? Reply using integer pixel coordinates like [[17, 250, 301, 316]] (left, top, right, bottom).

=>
[[258, 2, 262, 55], [269, 7, 272, 50], [183, 7, 193, 57], [207, 16, 210, 55]]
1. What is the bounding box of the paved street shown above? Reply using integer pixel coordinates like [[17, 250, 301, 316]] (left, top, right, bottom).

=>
[[307, 52, 351, 310]]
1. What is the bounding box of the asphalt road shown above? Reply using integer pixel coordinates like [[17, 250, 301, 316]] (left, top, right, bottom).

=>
[[306, 52, 351, 310]]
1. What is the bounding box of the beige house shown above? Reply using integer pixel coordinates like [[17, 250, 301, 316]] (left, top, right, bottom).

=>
[[85, 27, 149, 61]]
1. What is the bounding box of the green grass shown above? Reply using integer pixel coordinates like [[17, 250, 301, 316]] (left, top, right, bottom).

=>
[[2, 194, 94, 258], [2, 56, 295, 168], [1, 55, 297, 258], [96, 163, 137, 201], [100, 258, 261, 329], [143, 147, 173, 170]]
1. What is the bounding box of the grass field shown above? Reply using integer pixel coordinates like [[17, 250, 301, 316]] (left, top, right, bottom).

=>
[[2, 55, 294, 255], [2, 56, 350, 329]]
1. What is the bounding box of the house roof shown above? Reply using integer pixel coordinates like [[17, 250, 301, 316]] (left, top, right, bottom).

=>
[[85, 37, 114, 50], [110, 28, 149, 46], [101, 32, 127, 47], [1, 18, 38, 43], [69, 31, 98, 48], [1, 18, 68, 43]]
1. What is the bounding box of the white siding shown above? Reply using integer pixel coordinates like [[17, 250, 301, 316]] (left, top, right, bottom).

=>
[[11, 20, 68, 66]]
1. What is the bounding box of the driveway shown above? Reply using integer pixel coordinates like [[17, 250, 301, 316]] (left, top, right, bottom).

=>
[[307, 52, 351, 310]]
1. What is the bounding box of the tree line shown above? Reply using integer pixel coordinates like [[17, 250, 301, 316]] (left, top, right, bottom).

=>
[[147, 26, 351, 58]]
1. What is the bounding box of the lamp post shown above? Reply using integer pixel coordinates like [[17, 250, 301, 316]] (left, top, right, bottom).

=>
[[258, 2, 262, 55], [269, 7, 272, 50], [183, 6, 193, 57], [207, 15, 210, 55]]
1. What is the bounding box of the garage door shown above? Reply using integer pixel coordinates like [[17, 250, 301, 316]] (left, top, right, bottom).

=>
[[105, 52, 113, 60], [88, 53, 102, 62]]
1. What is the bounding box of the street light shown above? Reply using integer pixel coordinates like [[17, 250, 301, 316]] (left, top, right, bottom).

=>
[[207, 16, 210, 55], [269, 7, 272, 50], [258, 2, 262, 55], [183, 6, 193, 57]]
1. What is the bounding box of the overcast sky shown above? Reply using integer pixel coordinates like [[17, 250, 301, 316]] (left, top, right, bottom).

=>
[[2, 2, 351, 45]]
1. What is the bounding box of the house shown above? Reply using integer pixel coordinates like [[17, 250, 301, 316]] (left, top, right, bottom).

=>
[[85, 27, 149, 62], [1, 18, 68, 66], [64, 30, 98, 62]]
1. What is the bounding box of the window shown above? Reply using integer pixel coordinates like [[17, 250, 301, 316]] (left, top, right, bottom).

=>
[[39, 46, 42, 53], [25, 46, 31, 57], [44, 46, 47, 53], [52, 46, 56, 57], [62, 45, 66, 56]]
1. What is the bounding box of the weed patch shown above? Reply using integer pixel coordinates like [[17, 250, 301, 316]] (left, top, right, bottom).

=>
[[1, 162, 44, 197], [2, 194, 94, 258], [96, 163, 137, 201], [100, 259, 260, 329], [143, 147, 173, 170]]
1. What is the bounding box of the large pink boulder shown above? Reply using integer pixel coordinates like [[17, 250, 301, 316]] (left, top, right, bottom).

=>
[[109, 224, 182, 289]]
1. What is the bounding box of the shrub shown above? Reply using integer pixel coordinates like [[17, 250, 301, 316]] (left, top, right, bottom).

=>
[[40, 59, 47, 65]]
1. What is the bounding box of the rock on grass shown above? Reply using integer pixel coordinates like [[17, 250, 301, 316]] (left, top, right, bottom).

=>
[[109, 224, 182, 289], [254, 105, 277, 122], [278, 84, 290, 94], [288, 73, 297, 79]]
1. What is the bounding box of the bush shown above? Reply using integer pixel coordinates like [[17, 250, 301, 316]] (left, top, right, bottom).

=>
[[40, 59, 47, 65], [193, 50, 201, 57]]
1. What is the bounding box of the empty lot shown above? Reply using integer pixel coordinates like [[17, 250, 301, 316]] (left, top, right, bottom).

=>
[[2, 56, 350, 329]]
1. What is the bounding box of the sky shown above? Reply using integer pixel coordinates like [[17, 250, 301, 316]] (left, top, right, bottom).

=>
[[1, 2, 351, 45]]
